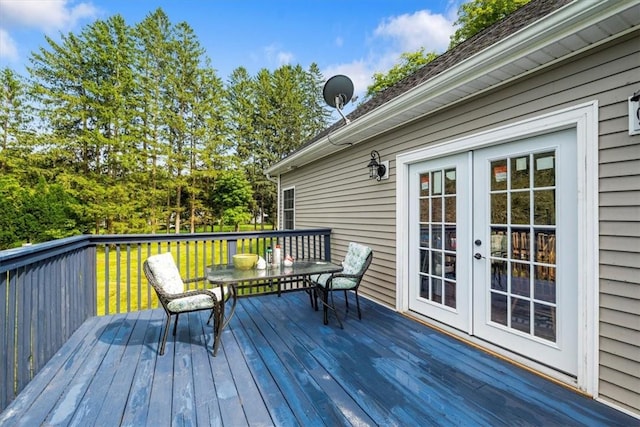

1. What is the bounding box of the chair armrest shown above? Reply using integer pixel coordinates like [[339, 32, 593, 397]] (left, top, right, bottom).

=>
[[328, 272, 361, 280], [161, 288, 223, 303]]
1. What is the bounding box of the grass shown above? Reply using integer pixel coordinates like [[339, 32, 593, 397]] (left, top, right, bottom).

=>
[[96, 225, 274, 315]]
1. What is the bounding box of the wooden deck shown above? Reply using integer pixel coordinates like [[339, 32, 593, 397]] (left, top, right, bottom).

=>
[[1, 291, 635, 426]]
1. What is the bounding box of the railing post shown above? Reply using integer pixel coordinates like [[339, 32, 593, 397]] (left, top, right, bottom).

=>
[[324, 232, 331, 261]]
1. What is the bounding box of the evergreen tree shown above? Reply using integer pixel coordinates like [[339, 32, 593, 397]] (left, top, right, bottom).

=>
[[0, 67, 35, 174], [134, 9, 174, 233]]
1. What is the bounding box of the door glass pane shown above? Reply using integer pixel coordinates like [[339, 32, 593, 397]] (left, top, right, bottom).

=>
[[534, 267, 556, 303], [511, 192, 530, 224], [534, 190, 555, 225], [491, 259, 507, 291], [445, 280, 456, 308], [432, 171, 442, 195], [511, 262, 530, 297], [432, 251, 443, 277], [510, 156, 530, 189], [491, 193, 507, 224], [432, 197, 442, 222], [445, 227, 457, 251], [420, 249, 429, 274], [490, 228, 508, 257], [445, 196, 456, 223], [511, 229, 530, 261], [445, 254, 456, 280], [420, 276, 429, 299], [432, 225, 443, 249], [420, 173, 430, 196], [445, 169, 456, 194], [432, 278, 443, 303], [533, 152, 555, 187], [420, 198, 430, 222], [534, 229, 555, 264], [491, 159, 507, 191], [420, 225, 430, 248], [511, 298, 530, 333], [491, 293, 507, 326], [534, 303, 556, 341]]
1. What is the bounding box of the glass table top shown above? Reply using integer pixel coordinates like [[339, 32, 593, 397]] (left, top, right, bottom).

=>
[[206, 259, 342, 284]]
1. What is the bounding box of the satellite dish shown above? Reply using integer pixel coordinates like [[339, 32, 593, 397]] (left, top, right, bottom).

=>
[[323, 75, 354, 124]]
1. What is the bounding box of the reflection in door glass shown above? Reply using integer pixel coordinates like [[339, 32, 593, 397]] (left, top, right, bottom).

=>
[[418, 167, 457, 309], [445, 169, 456, 194], [534, 190, 555, 225], [510, 192, 530, 224], [491, 193, 507, 224], [511, 298, 530, 333], [488, 151, 557, 342], [534, 303, 556, 341], [431, 197, 442, 222]]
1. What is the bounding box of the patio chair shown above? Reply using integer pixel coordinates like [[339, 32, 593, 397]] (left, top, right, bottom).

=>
[[143, 252, 236, 356], [308, 242, 373, 328]]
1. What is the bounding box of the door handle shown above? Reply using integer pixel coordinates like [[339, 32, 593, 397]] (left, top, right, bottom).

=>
[[474, 253, 485, 260]]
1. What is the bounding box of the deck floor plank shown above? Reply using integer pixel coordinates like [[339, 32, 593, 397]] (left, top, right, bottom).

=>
[[1, 291, 638, 426], [97, 310, 153, 425], [221, 318, 273, 426], [257, 294, 455, 425], [234, 301, 332, 426], [244, 295, 375, 426], [0, 315, 108, 427], [25, 314, 117, 427], [120, 309, 162, 427]]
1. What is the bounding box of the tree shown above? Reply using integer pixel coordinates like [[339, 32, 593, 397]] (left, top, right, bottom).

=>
[[210, 169, 254, 231], [134, 9, 174, 234], [0, 175, 86, 249], [0, 68, 35, 174], [229, 64, 330, 229], [449, 0, 530, 49], [366, 48, 438, 99]]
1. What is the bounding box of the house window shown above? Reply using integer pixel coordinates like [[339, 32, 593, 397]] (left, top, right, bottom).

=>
[[283, 187, 294, 230]]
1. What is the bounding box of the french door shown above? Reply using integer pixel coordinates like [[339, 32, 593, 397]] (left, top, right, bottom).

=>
[[408, 153, 471, 332], [409, 129, 578, 375]]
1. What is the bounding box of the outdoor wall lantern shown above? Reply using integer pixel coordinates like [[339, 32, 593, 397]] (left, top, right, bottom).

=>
[[367, 150, 388, 181]]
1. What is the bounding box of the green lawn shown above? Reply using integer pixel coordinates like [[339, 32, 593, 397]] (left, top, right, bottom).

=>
[[96, 225, 273, 315]]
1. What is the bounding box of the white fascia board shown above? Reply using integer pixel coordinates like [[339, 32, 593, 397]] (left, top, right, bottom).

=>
[[267, 0, 635, 176]]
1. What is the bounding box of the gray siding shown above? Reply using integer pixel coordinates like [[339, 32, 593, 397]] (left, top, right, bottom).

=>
[[281, 31, 639, 414]]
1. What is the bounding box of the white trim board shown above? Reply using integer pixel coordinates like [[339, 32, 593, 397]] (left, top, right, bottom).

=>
[[395, 101, 599, 395]]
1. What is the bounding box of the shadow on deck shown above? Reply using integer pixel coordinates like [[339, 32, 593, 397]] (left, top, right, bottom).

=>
[[0, 291, 635, 426]]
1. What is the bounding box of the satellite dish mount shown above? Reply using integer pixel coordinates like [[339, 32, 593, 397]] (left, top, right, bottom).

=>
[[323, 75, 354, 124]]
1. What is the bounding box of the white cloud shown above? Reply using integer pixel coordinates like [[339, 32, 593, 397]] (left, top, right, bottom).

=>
[[276, 51, 294, 66], [374, 10, 454, 54], [0, 28, 18, 61], [322, 7, 457, 103], [0, 0, 99, 32], [264, 44, 295, 67]]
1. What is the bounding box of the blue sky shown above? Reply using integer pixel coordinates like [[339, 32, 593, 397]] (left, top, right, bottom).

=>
[[1, 0, 461, 103]]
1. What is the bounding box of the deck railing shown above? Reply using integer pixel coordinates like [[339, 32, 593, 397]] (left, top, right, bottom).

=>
[[0, 228, 332, 413]]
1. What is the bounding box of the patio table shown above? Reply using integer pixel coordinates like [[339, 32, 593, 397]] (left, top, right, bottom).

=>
[[206, 259, 343, 331]]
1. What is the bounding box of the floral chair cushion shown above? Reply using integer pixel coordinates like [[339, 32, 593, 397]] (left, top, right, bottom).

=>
[[342, 242, 372, 275], [146, 252, 185, 294], [311, 273, 357, 290], [311, 242, 372, 289], [166, 288, 228, 312]]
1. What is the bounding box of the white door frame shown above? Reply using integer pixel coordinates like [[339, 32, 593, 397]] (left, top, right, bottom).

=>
[[395, 101, 599, 395]]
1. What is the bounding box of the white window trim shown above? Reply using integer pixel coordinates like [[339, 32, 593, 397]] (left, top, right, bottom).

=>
[[282, 186, 296, 230], [396, 101, 599, 395]]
